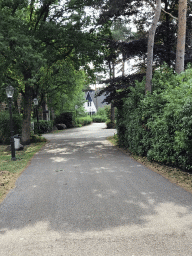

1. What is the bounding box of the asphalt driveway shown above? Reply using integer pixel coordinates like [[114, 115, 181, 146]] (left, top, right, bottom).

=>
[[0, 123, 192, 255]]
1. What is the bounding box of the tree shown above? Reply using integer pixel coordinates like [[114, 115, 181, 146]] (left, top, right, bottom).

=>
[[0, 0, 111, 144], [175, 0, 187, 74], [39, 59, 88, 116], [145, 0, 161, 93], [109, 20, 132, 124]]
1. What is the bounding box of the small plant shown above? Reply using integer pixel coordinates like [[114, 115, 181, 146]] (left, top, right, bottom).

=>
[[106, 119, 116, 129], [30, 135, 47, 143], [108, 134, 119, 146]]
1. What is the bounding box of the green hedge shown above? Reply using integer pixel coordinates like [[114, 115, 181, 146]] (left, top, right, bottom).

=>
[[92, 115, 107, 122], [116, 65, 192, 170], [92, 106, 111, 123], [34, 120, 53, 135], [0, 111, 22, 144], [75, 116, 92, 126], [54, 112, 73, 128]]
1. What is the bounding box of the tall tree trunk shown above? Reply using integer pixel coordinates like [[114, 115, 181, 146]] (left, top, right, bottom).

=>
[[122, 52, 125, 77], [145, 0, 161, 93], [165, 0, 171, 67], [111, 62, 115, 125], [175, 0, 187, 74], [21, 85, 32, 145], [42, 100, 48, 120]]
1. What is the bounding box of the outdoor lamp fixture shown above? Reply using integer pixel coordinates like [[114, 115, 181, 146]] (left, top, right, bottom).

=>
[[6, 85, 14, 98], [75, 105, 78, 118], [6, 85, 16, 161], [33, 98, 38, 106]]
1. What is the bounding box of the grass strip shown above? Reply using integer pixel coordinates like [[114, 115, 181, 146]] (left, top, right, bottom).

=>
[[0, 141, 46, 203]]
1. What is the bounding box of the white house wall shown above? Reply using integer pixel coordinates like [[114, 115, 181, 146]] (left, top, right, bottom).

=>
[[84, 102, 97, 114]]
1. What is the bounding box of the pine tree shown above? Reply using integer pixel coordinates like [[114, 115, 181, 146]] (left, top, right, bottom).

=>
[[145, 0, 161, 93], [175, 0, 187, 74]]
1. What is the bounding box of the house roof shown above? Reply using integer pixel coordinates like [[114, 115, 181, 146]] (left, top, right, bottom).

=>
[[86, 92, 93, 102]]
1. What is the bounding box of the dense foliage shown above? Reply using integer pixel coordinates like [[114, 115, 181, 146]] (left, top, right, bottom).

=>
[[92, 106, 110, 122], [92, 115, 107, 122], [34, 120, 53, 135], [98, 0, 192, 104], [0, 0, 111, 144], [54, 112, 74, 128], [75, 116, 92, 126], [0, 111, 22, 144], [116, 65, 192, 170]]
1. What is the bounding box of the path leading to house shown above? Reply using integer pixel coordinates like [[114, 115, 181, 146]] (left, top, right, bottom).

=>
[[0, 123, 192, 255]]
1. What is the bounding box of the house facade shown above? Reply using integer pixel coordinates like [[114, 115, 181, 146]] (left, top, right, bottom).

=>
[[84, 91, 97, 115], [84, 90, 108, 115]]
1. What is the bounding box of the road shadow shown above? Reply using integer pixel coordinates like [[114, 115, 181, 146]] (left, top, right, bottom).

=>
[[1, 127, 192, 237]]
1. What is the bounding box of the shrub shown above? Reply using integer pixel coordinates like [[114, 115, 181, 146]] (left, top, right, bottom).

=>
[[116, 65, 192, 170], [96, 108, 105, 116], [34, 120, 53, 135], [116, 78, 146, 154], [92, 106, 111, 123], [54, 112, 73, 128], [0, 111, 22, 144], [145, 68, 192, 169], [76, 116, 92, 126], [92, 115, 107, 122], [106, 119, 116, 129], [116, 102, 126, 147], [96, 106, 111, 117]]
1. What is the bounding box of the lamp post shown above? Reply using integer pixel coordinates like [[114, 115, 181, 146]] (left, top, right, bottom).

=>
[[6, 85, 16, 161], [33, 98, 39, 134], [75, 105, 78, 118]]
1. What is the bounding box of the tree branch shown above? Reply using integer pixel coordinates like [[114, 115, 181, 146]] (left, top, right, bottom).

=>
[[161, 8, 178, 20], [145, 0, 178, 20]]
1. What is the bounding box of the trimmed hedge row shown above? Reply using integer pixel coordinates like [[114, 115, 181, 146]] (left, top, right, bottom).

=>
[[75, 116, 92, 126], [116, 65, 192, 170], [92, 115, 107, 122]]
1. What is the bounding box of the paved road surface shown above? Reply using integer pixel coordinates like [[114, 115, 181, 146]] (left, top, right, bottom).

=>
[[0, 123, 192, 255]]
